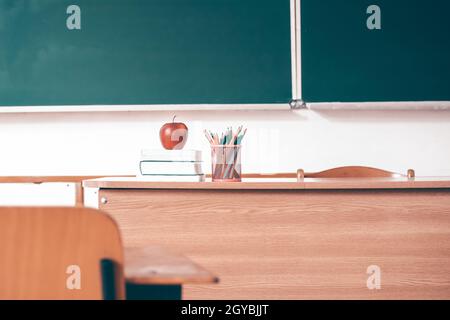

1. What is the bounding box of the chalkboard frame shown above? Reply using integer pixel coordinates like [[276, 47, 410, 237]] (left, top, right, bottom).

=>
[[0, 103, 292, 113], [4, 1, 447, 112], [0, 0, 299, 113], [297, 0, 450, 111]]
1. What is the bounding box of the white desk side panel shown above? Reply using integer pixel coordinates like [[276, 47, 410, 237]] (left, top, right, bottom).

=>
[[0, 183, 76, 206], [83, 187, 100, 209]]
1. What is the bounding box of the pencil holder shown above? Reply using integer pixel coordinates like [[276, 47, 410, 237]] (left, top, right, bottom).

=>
[[211, 145, 242, 182]]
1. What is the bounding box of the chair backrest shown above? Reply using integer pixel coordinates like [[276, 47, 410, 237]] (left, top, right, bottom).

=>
[[235, 167, 415, 181], [296, 166, 415, 180], [0, 207, 125, 300]]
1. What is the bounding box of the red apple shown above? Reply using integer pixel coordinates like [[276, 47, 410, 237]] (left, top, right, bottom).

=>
[[159, 116, 188, 150]]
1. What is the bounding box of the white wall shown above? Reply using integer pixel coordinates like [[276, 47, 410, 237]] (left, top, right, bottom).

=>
[[1, 109, 450, 177]]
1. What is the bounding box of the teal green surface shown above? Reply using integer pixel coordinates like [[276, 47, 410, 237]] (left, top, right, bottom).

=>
[[301, 0, 450, 102], [0, 0, 292, 106]]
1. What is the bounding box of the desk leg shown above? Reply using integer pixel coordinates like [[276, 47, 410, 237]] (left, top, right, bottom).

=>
[[126, 283, 182, 300]]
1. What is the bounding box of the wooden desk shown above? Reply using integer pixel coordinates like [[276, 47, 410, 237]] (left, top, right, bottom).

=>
[[124, 246, 218, 299], [85, 177, 450, 299]]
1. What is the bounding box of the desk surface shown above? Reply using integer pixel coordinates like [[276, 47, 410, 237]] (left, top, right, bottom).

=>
[[84, 176, 450, 190], [124, 246, 218, 285]]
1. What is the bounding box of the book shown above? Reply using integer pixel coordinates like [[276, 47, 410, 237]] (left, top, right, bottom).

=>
[[136, 174, 205, 182], [140, 161, 203, 175], [141, 149, 202, 162]]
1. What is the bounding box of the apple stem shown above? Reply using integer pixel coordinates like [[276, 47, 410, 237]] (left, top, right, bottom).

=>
[[173, 115, 177, 123]]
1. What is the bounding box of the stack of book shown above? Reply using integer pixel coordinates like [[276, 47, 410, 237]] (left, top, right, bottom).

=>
[[139, 149, 204, 182]]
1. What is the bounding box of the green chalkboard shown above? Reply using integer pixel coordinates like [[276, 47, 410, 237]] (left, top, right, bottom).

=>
[[301, 0, 450, 103], [0, 0, 292, 107]]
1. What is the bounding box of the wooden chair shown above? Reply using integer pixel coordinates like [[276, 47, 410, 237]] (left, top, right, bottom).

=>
[[239, 166, 415, 181], [296, 166, 415, 181], [0, 207, 125, 299], [0, 176, 133, 207]]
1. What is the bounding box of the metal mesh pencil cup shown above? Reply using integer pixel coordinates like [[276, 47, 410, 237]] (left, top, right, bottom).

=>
[[211, 145, 242, 182]]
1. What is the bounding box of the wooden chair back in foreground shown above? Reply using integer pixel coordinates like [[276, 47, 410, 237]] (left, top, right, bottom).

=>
[[296, 166, 415, 181], [0, 207, 125, 300]]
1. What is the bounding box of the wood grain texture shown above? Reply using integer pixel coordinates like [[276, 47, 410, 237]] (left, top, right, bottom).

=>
[[84, 176, 450, 190], [125, 246, 218, 285], [0, 207, 125, 300], [99, 188, 450, 299]]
